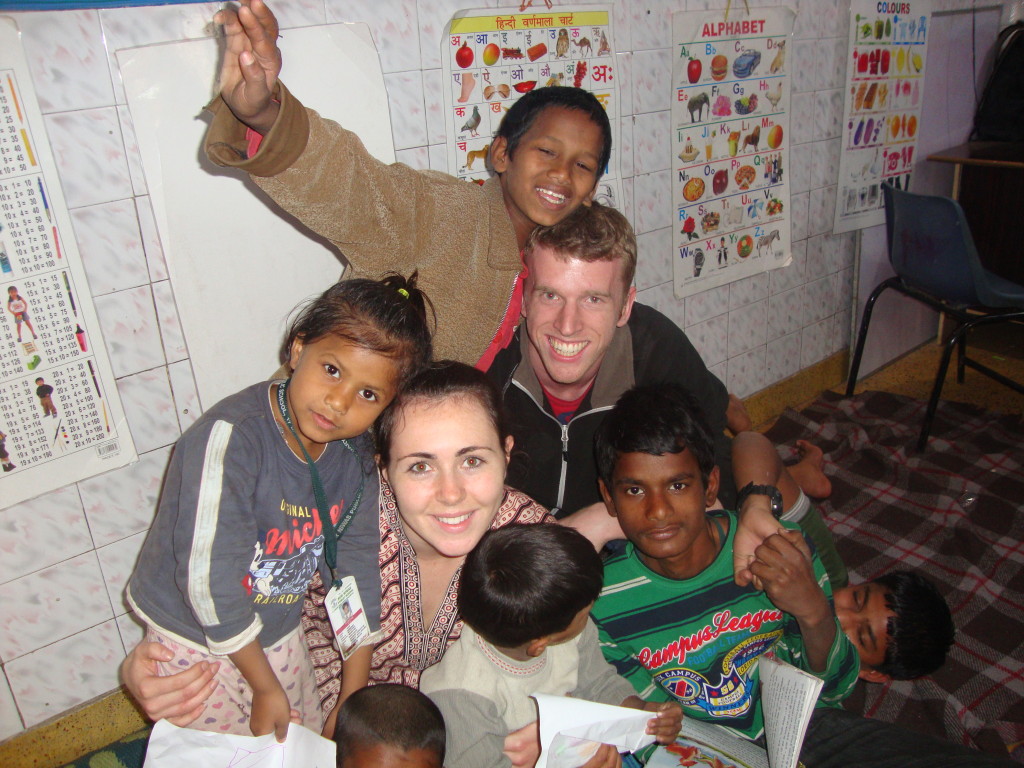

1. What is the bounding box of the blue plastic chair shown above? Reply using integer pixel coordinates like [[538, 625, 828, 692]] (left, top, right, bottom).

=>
[[846, 183, 1024, 450]]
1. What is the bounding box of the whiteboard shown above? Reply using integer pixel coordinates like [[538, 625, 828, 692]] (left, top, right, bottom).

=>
[[118, 24, 394, 409]]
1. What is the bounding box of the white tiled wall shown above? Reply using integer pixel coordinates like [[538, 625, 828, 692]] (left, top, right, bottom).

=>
[[0, 0, 1003, 742]]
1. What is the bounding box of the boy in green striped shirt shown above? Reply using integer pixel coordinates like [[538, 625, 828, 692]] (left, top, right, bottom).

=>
[[590, 384, 858, 742]]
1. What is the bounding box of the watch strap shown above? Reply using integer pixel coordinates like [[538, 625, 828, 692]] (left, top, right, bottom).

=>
[[736, 481, 784, 520]]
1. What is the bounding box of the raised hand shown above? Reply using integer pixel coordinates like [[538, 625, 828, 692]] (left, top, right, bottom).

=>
[[214, 0, 282, 134]]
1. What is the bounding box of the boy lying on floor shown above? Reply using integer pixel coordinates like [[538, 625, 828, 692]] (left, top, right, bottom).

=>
[[835, 570, 954, 683]]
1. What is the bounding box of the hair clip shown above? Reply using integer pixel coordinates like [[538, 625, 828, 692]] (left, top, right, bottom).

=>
[[397, 288, 409, 298]]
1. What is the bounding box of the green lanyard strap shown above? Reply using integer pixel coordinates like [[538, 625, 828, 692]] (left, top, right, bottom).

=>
[[276, 379, 364, 584]]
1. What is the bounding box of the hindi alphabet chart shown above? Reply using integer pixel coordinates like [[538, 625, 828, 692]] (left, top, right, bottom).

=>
[[0, 18, 135, 508], [833, 0, 932, 234], [443, 6, 621, 209], [671, 9, 795, 298]]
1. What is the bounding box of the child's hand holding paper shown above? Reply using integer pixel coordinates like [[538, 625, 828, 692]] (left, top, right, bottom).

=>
[[533, 693, 658, 768], [636, 700, 684, 744]]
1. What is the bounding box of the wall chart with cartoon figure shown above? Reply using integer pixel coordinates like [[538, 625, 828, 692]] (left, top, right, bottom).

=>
[[0, 19, 136, 508], [671, 9, 794, 298], [833, 0, 932, 234], [443, 6, 621, 209]]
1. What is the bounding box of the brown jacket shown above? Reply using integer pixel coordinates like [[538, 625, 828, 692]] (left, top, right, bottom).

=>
[[205, 83, 521, 364]]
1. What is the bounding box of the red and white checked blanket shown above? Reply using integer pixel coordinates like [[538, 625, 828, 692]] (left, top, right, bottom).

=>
[[766, 390, 1024, 762]]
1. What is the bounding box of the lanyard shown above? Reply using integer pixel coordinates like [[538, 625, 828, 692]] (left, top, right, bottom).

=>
[[276, 379, 364, 583]]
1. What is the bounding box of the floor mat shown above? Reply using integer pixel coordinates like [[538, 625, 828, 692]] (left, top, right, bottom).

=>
[[766, 390, 1024, 762], [61, 727, 150, 768]]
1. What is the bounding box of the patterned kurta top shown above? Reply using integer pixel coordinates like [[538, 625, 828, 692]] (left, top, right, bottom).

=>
[[302, 483, 552, 714]]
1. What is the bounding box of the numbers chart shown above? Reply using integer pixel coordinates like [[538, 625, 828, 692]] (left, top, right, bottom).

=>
[[0, 27, 136, 510], [443, 6, 621, 210]]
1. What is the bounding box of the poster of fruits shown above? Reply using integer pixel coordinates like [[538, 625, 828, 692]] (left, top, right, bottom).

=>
[[443, 6, 620, 208], [671, 9, 794, 298], [833, 0, 931, 234]]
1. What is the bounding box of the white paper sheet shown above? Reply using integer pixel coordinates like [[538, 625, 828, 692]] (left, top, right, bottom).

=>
[[533, 693, 655, 768], [143, 719, 335, 768]]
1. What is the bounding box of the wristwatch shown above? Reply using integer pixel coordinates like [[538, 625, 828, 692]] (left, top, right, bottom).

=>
[[736, 482, 784, 520]]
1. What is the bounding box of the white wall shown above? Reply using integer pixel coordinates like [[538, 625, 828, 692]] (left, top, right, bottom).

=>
[[0, 0, 1008, 741]]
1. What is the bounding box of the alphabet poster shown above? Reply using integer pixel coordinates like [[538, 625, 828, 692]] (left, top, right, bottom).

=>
[[0, 18, 136, 509], [443, 6, 621, 209], [671, 9, 794, 298], [833, 0, 932, 234]]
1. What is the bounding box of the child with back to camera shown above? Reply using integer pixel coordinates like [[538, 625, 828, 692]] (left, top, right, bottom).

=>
[[419, 523, 682, 768], [126, 274, 432, 740], [333, 684, 446, 768]]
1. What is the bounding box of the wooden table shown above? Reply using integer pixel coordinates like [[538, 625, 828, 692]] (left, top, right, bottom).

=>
[[928, 142, 1024, 285]]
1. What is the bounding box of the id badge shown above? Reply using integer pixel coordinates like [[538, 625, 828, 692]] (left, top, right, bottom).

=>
[[325, 576, 371, 660]]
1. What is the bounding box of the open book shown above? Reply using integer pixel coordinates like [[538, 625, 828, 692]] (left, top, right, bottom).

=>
[[647, 653, 823, 768]]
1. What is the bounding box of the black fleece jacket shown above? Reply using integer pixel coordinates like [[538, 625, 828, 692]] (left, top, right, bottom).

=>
[[487, 302, 736, 517]]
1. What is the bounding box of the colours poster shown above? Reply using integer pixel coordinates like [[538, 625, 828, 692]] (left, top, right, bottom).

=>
[[833, 0, 932, 233], [671, 9, 794, 298], [0, 19, 135, 508], [443, 6, 621, 208]]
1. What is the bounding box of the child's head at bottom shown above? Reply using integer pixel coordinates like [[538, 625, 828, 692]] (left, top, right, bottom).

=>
[[459, 524, 604, 656], [334, 684, 445, 768]]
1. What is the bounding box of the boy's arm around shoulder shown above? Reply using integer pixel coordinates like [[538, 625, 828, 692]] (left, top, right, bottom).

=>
[[629, 304, 735, 504]]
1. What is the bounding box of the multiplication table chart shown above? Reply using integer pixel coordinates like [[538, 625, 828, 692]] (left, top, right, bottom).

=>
[[1, 19, 136, 509], [442, 6, 621, 209]]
